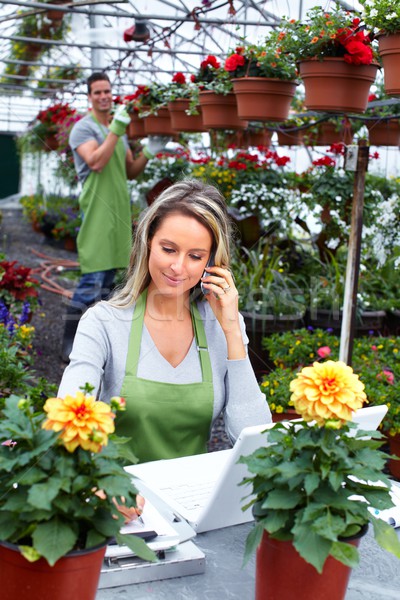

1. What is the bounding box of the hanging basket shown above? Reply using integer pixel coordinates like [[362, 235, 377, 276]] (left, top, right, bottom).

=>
[[43, 134, 59, 152], [0, 541, 107, 600], [298, 58, 378, 114], [167, 99, 205, 133], [276, 129, 304, 146], [143, 107, 174, 136], [378, 33, 400, 96], [198, 91, 247, 130], [305, 121, 354, 146], [231, 77, 297, 122], [255, 528, 366, 600], [224, 128, 272, 148], [127, 112, 145, 139], [367, 118, 400, 146]]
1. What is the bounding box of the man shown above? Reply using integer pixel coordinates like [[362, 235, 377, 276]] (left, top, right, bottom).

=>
[[61, 72, 168, 361]]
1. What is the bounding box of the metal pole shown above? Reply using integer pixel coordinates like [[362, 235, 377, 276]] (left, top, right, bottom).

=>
[[339, 139, 370, 366]]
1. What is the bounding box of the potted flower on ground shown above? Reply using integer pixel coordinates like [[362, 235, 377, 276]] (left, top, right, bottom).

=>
[[280, 3, 379, 113], [240, 360, 400, 600], [0, 389, 155, 600], [360, 0, 400, 95], [224, 30, 298, 122]]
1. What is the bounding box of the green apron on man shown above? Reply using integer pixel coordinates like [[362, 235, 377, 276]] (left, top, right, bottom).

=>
[[76, 116, 132, 274], [118, 290, 214, 463]]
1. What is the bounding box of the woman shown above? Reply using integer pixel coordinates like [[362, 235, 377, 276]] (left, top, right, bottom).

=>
[[59, 179, 271, 463]]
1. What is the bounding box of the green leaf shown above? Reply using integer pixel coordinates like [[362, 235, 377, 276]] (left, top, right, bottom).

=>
[[20, 545, 41, 563], [263, 489, 302, 509], [370, 516, 400, 559], [115, 532, 158, 562], [33, 518, 78, 566], [330, 540, 359, 568], [304, 473, 320, 495], [292, 524, 331, 573], [243, 522, 264, 566], [0, 512, 19, 539], [28, 478, 62, 510]]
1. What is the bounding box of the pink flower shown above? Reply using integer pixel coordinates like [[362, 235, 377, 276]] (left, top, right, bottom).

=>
[[317, 346, 331, 358], [376, 370, 395, 385], [1, 439, 17, 448]]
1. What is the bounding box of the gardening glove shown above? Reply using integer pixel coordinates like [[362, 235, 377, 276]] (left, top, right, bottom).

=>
[[109, 105, 131, 136], [143, 135, 171, 159]]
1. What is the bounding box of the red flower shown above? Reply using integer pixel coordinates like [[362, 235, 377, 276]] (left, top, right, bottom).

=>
[[172, 72, 186, 84], [190, 74, 196, 83], [200, 55, 220, 69], [275, 155, 291, 166], [312, 156, 336, 167], [224, 53, 246, 72], [343, 40, 373, 65]]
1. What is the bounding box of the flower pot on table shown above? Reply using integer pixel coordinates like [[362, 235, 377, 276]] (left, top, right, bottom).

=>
[[255, 528, 366, 600], [198, 91, 247, 130], [378, 33, 400, 96], [231, 77, 297, 122], [367, 119, 400, 146], [298, 58, 378, 114], [168, 99, 206, 133], [0, 540, 107, 600]]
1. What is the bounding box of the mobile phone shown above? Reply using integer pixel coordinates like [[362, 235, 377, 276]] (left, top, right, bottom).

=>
[[200, 251, 215, 296]]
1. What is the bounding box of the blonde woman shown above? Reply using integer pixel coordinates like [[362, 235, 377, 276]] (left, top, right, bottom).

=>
[[59, 179, 271, 462]]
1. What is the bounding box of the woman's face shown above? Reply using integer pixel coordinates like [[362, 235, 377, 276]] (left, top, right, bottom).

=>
[[148, 213, 213, 297]]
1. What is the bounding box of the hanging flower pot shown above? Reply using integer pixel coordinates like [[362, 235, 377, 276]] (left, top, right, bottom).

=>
[[306, 121, 354, 146], [168, 99, 206, 133], [378, 33, 400, 96], [46, 1, 69, 22], [231, 77, 297, 122], [224, 128, 272, 148], [127, 112, 145, 139], [298, 58, 378, 114], [367, 118, 400, 146], [198, 91, 247, 130], [43, 133, 59, 152], [143, 107, 174, 136], [276, 128, 304, 146], [255, 528, 366, 600], [0, 540, 107, 600]]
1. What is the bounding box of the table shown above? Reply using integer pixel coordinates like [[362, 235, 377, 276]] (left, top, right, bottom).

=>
[[96, 522, 400, 599]]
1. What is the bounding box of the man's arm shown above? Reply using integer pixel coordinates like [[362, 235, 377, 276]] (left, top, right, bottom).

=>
[[125, 147, 149, 180], [75, 132, 120, 173]]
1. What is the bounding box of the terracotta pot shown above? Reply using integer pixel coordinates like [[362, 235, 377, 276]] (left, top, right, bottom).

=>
[[387, 433, 400, 479], [271, 408, 300, 423], [299, 58, 378, 114], [46, 0, 69, 21], [64, 236, 77, 252], [256, 528, 365, 600], [198, 91, 247, 130], [224, 128, 272, 148], [378, 33, 400, 96], [306, 121, 354, 146], [43, 134, 59, 151], [168, 99, 205, 132], [277, 129, 304, 146], [367, 119, 400, 146], [127, 112, 145, 139], [0, 541, 106, 600], [143, 107, 174, 136], [232, 77, 297, 122]]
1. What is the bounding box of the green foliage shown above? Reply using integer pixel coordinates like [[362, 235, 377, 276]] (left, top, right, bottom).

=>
[[241, 421, 400, 572], [259, 367, 297, 414], [0, 396, 156, 566], [360, 0, 400, 34]]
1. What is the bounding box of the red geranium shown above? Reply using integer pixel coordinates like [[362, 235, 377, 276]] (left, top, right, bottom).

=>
[[224, 53, 246, 72], [0, 261, 40, 302], [172, 72, 186, 84], [200, 55, 220, 70]]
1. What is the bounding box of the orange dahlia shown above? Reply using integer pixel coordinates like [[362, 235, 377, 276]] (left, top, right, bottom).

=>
[[42, 392, 115, 452], [289, 360, 366, 425]]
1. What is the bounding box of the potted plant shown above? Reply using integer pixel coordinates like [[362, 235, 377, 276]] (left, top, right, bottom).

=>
[[0, 259, 40, 318], [22, 103, 77, 152], [123, 85, 149, 138], [360, 0, 400, 94], [224, 31, 298, 122], [259, 367, 300, 422], [194, 54, 246, 130], [135, 82, 174, 135], [240, 360, 400, 599], [165, 72, 205, 133], [0, 389, 155, 600], [364, 80, 400, 145], [280, 3, 379, 113]]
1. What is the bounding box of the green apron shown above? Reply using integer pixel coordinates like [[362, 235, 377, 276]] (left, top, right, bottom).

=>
[[76, 116, 132, 274], [118, 290, 214, 463]]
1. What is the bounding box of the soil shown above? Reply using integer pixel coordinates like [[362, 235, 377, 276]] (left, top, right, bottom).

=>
[[0, 206, 230, 451]]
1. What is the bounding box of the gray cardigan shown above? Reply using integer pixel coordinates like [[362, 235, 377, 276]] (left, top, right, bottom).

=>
[[58, 300, 271, 444]]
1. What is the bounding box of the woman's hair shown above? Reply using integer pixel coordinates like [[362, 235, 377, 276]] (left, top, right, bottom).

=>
[[110, 178, 232, 307]]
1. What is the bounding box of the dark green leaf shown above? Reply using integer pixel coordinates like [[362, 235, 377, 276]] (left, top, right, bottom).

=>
[[33, 518, 78, 566]]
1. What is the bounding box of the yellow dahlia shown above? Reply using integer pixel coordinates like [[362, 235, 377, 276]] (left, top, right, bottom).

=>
[[289, 360, 366, 425], [42, 392, 115, 453]]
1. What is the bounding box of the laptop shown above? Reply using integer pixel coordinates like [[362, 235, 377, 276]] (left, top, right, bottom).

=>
[[125, 405, 388, 534]]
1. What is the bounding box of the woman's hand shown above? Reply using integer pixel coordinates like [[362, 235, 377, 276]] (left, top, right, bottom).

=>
[[201, 266, 245, 359]]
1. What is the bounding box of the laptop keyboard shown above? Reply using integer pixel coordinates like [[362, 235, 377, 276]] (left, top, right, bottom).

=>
[[159, 480, 216, 511]]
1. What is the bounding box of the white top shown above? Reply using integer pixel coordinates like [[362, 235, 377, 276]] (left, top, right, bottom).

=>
[[58, 299, 271, 444]]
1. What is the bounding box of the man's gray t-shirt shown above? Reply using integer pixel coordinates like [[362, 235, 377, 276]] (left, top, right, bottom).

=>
[[69, 114, 129, 184]]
